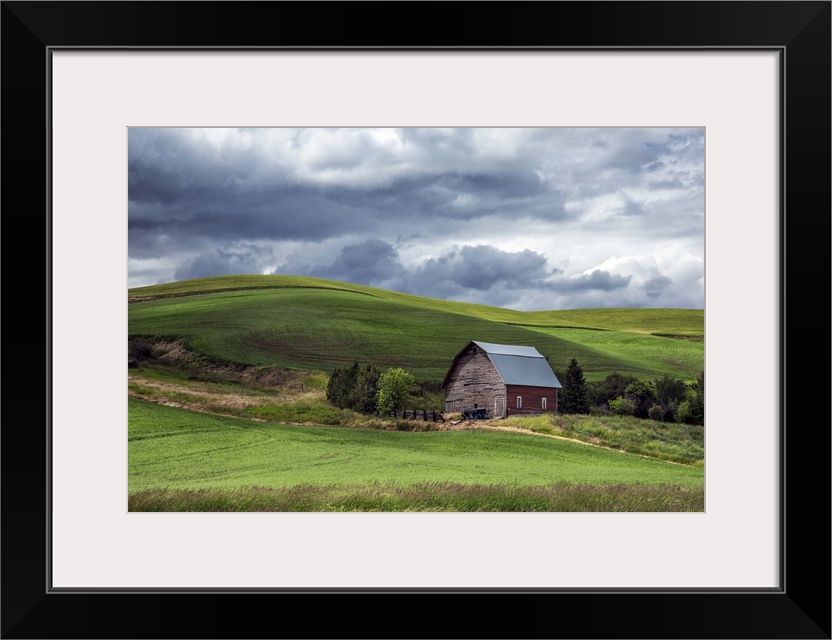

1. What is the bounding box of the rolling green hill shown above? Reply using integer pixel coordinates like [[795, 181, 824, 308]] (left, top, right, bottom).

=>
[[129, 274, 703, 382]]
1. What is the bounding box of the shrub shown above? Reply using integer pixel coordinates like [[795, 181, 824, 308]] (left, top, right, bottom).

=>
[[128, 337, 154, 362], [648, 404, 666, 422], [588, 372, 638, 407], [609, 395, 636, 416]]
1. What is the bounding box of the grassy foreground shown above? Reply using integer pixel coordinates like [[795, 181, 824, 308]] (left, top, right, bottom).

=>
[[129, 483, 704, 512], [129, 399, 703, 512]]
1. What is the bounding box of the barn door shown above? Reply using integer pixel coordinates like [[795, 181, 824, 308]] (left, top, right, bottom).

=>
[[495, 397, 505, 418]]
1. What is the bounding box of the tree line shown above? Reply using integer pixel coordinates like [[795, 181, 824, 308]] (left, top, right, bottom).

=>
[[555, 358, 704, 425], [327, 358, 704, 426], [326, 362, 421, 415]]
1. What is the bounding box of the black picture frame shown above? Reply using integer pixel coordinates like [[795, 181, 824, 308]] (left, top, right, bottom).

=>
[[2, 2, 829, 638]]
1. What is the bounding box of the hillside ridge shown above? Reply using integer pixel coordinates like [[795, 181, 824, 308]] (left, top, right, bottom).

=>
[[128, 274, 703, 334], [128, 274, 704, 381]]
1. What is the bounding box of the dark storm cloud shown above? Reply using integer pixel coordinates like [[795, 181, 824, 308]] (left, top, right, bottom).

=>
[[174, 244, 274, 281], [401, 245, 560, 301], [128, 128, 569, 256], [315, 169, 563, 227], [277, 242, 560, 304], [128, 187, 366, 256], [555, 270, 632, 293], [174, 252, 251, 281], [302, 239, 407, 286], [643, 275, 674, 298], [437, 172, 546, 199]]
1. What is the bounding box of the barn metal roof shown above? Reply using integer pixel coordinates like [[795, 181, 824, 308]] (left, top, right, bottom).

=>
[[487, 354, 562, 388], [472, 341, 544, 358], [472, 341, 562, 388]]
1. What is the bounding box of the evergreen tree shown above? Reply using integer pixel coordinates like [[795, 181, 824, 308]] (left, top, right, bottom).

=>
[[325, 362, 359, 409], [351, 363, 381, 414], [560, 358, 590, 414]]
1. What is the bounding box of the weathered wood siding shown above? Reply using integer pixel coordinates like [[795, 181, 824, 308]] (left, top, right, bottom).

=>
[[443, 346, 505, 417], [505, 384, 558, 416]]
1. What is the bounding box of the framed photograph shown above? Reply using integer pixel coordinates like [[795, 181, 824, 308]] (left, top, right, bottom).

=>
[[3, 2, 829, 638]]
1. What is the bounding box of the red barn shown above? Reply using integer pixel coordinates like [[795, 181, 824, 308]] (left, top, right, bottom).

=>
[[441, 341, 562, 419]]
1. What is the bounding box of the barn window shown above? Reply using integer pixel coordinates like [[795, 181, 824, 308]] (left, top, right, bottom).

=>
[[473, 347, 478, 354], [542, 397, 547, 410], [516, 396, 522, 409]]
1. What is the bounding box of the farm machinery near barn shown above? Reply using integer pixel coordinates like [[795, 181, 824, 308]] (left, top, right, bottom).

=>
[[462, 406, 488, 420]]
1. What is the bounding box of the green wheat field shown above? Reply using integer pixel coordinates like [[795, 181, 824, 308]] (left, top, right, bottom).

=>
[[128, 274, 705, 512]]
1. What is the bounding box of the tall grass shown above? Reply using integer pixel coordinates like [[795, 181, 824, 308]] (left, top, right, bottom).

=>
[[502, 413, 704, 465], [129, 482, 704, 512]]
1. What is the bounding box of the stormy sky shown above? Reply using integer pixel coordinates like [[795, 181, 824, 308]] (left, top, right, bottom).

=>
[[128, 127, 704, 311]]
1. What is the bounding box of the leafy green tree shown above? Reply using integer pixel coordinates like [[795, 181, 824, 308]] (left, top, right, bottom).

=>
[[624, 379, 656, 418], [676, 399, 694, 424], [653, 374, 688, 422], [654, 374, 688, 407], [376, 368, 416, 415], [685, 371, 705, 425], [560, 358, 590, 414], [692, 370, 705, 403]]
